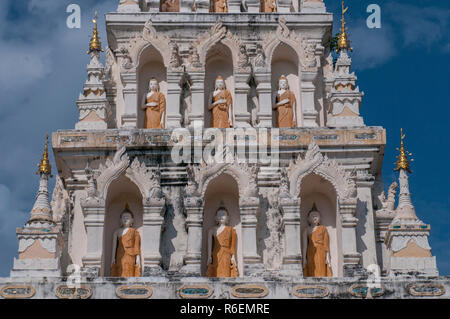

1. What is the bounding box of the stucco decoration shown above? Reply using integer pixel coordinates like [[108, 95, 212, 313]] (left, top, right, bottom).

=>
[[287, 141, 357, 201], [127, 20, 180, 71], [187, 20, 249, 73], [390, 236, 432, 253], [188, 157, 259, 199], [262, 18, 318, 72], [96, 146, 130, 200], [125, 158, 163, 201], [50, 175, 69, 223]]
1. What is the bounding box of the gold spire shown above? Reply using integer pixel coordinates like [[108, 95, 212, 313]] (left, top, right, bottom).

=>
[[336, 0, 353, 53], [394, 128, 413, 173], [37, 133, 52, 175], [88, 11, 103, 55]]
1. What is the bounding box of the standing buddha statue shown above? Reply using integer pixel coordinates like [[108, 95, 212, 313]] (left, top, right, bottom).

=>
[[111, 204, 142, 277], [209, 76, 233, 128], [273, 75, 297, 128], [206, 206, 238, 278], [141, 78, 166, 129]]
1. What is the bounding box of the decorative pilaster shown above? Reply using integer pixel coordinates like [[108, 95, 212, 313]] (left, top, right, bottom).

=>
[[277, 0, 291, 13], [180, 196, 204, 275], [180, 0, 195, 12], [300, 71, 319, 127], [11, 135, 63, 278], [76, 13, 111, 130], [340, 198, 363, 277], [188, 72, 206, 128], [228, 0, 241, 12], [142, 197, 166, 275], [240, 197, 263, 275], [120, 72, 138, 127], [234, 73, 252, 127], [254, 72, 273, 127], [196, 0, 210, 13], [166, 71, 184, 128], [246, 0, 260, 12], [279, 197, 303, 276]]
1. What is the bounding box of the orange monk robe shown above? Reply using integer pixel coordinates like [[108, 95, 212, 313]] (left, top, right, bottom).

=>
[[275, 90, 296, 128], [211, 90, 232, 129], [303, 225, 332, 277], [206, 226, 238, 278], [212, 0, 228, 12], [111, 228, 142, 278], [260, 0, 276, 12], [144, 92, 166, 129], [161, 0, 179, 12]]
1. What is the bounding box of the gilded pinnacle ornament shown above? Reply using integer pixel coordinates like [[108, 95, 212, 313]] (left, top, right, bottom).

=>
[[336, 0, 353, 53], [37, 133, 52, 176], [88, 11, 103, 54], [394, 128, 413, 173]]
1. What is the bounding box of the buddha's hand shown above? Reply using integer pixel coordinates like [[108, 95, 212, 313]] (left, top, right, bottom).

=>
[[147, 102, 158, 107], [326, 253, 331, 266], [218, 104, 228, 111], [231, 255, 236, 264], [136, 255, 141, 266], [277, 98, 290, 106], [207, 256, 212, 265]]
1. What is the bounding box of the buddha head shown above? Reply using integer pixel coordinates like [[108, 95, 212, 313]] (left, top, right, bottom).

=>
[[307, 203, 321, 226], [278, 75, 289, 90], [215, 76, 226, 90], [149, 78, 160, 92], [215, 206, 230, 226], [120, 204, 135, 228]]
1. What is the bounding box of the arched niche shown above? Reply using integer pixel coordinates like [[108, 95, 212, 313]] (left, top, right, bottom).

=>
[[202, 173, 243, 277], [204, 43, 235, 128], [102, 174, 143, 277], [271, 43, 302, 127], [137, 45, 168, 129], [300, 173, 343, 277]]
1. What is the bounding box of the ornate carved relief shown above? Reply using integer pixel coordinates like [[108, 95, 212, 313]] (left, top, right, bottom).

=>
[[188, 20, 248, 73], [262, 18, 318, 72], [55, 285, 93, 299], [96, 146, 130, 200], [0, 285, 36, 299], [293, 285, 329, 298], [287, 141, 357, 201], [127, 20, 181, 71], [125, 158, 163, 201], [187, 157, 259, 199], [50, 175, 69, 223]]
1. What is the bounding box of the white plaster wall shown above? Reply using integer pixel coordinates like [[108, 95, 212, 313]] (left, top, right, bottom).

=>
[[204, 43, 235, 128], [271, 43, 302, 127], [300, 174, 342, 277], [69, 190, 88, 270], [202, 173, 243, 277], [102, 175, 143, 276], [137, 46, 167, 129]]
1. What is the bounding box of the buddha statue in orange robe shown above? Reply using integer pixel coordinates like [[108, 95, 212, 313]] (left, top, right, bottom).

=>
[[209, 76, 233, 128], [161, 0, 179, 12], [206, 207, 238, 278], [111, 204, 142, 278], [260, 0, 276, 12], [302, 204, 332, 277], [273, 75, 297, 128], [211, 0, 228, 12], [141, 78, 166, 129]]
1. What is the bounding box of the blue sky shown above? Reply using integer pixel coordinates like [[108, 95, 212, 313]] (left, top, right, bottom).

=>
[[0, 0, 448, 276]]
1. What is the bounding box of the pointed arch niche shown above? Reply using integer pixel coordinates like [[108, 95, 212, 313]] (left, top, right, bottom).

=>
[[204, 43, 235, 128], [102, 174, 143, 277], [299, 173, 343, 277], [137, 45, 168, 128], [270, 43, 302, 127], [201, 173, 244, 277]]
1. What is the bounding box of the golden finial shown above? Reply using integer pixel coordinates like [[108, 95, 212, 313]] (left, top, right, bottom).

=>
[[37, 133, 52, 175], [394, 128, 414, 173], [336, 0, 353, 53], [88, 11, 103, 55]]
